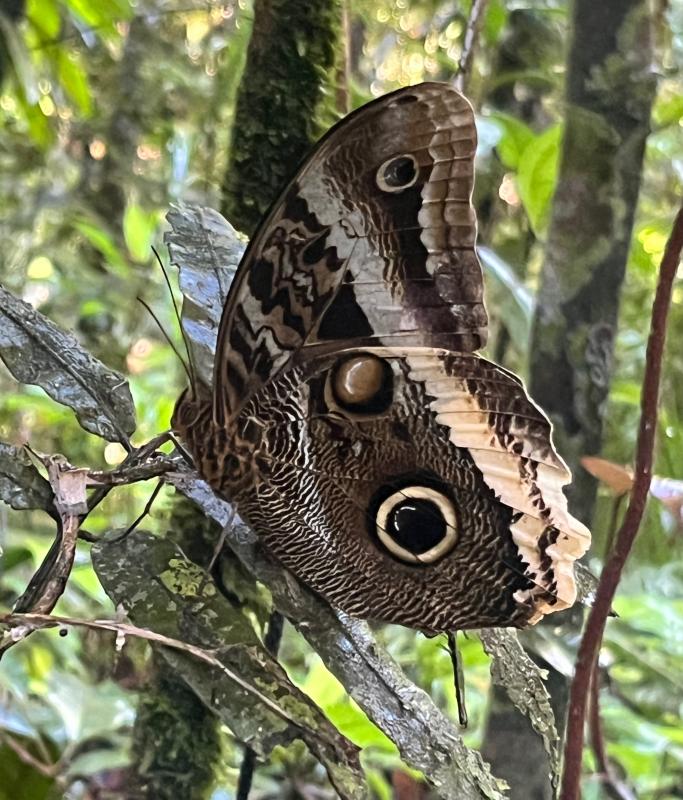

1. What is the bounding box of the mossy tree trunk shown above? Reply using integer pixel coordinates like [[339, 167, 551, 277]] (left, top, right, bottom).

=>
[[221, 0, 341, 235], [482, 3, 656, 799], [529, 0, 656, 522]]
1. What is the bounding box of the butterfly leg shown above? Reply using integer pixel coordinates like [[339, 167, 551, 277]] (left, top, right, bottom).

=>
[[447, 630, 468, 728]]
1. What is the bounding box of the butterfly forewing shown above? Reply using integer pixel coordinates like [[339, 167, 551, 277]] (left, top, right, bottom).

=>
[[212, 82, 486, 426]]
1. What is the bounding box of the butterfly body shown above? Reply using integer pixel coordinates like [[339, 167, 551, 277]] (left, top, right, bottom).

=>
[[173, 82, 590, 632]]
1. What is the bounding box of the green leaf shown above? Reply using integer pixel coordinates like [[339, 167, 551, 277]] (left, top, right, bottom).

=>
[[653, 93, 683, 129], [56, 51, 93, 116], [123, 203, 158, 263], [516, 124, 563, 235], [73, 216, 129, 276], [298, 658, 395, 751], [489, 112, 535, 170], [61, 0, 132, 29], [26, 0, 61, 40], [0, 743, 54, 800], [14, 86, 54, 150], [483, 0, 507, 43]]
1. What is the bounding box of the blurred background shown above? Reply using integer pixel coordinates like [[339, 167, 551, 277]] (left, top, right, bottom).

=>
[[1, 0, 682, 798]]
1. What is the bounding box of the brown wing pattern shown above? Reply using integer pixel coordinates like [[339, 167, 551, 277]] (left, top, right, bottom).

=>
[[213, 82, 485, 426], [173, 81, 592, 632]]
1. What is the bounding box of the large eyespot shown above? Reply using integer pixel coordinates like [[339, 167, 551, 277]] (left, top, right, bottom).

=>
[[329, 353, 393, 414], [376, 486, 458, 564], [376, 154, 419, 193]]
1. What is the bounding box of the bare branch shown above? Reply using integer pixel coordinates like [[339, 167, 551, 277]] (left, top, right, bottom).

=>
[[560, 200, 683, 799], [1, 457, 88, 656], [454, 0, 489, 94]]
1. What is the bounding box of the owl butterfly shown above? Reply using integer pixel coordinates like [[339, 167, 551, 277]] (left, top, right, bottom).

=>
[[173, 82, 591, 634]]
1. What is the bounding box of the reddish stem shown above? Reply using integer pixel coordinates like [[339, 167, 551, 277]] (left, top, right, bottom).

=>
[[560, 202, 683, 799]]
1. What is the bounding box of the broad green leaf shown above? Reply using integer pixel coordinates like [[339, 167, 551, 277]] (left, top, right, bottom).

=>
[[56, 51, 93, 116], [123, 202, 158, 262], [516, 124, 563, 235], [489, 112, 534, 170]]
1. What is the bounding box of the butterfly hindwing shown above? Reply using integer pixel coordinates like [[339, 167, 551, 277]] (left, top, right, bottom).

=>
[[227, 349, 589, 632]]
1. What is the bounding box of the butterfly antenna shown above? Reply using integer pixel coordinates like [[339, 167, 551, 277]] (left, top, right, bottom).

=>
[[447, 631, 468, 727], [109, 480, 165, 544], [151, 246, 197, 392], [136, 296, 194, 387]]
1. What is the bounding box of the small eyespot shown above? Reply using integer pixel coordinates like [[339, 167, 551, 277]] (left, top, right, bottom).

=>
[[329, 353, 393, 414], [376, 154, 419, 193], [375, 486, 458, 564]]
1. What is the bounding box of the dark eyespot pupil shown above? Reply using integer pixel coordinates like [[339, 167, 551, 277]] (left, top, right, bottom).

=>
[[383, 156, 416, 188], [388, 499, 446, 554]]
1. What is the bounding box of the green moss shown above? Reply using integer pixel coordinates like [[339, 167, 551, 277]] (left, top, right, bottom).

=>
[[131, 658, 222, 800], [160, 559, 216, 599], [221, 0, 342, 235]]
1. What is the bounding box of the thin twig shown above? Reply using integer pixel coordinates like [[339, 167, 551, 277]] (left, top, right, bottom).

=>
[[560, 201, 683, 800], [454, 0, 490, 94], [0, 612, 299, 728], [447, 631, 468, 727], [0, 731, 60, 780], [107, 480, 165, 543], [588, 667, 636, 800]]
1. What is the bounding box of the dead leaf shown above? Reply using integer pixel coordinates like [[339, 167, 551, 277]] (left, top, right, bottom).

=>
[[581, 457, 633, 495]]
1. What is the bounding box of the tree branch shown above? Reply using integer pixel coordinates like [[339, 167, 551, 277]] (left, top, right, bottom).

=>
[[560, 200, 683, 800], [454, 0, 489, 94]]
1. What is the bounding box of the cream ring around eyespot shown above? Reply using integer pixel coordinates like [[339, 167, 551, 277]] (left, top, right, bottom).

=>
[[376, 486, 458, 564], [376, 154, 419, 193]]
